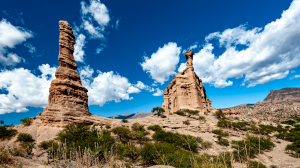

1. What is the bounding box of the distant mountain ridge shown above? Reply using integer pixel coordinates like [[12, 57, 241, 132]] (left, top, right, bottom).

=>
[[235, 103, 254, 107], [108, 112, 153, 119], [263, 87, 300, 103]]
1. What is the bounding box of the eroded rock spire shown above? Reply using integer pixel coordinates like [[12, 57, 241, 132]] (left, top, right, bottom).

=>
[[41, 21, 91, 124], [162, 50, 211, 113]]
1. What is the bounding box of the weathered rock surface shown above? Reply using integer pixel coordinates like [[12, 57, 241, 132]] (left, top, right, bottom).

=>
[[40, 21, 91, 125], [263, 87, 300, 104], [162, 50, 211, 113]]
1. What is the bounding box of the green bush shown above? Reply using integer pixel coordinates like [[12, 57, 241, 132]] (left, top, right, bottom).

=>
[[212, 129, 228, 137], [248, 161, 267, 168], [0, 126, 17, 140], [16, 133, 34, 142], [217, 118, 231, 128], [105, 123, 111, 129], [20, 118, 33, 126], [56, 123, 115, 156], [38, 140, 57, 150], [174, 110, 185, 116], [131, 123, 145, 132], [152, 130, 198, 153], [182, 119, 191, 126], [111, 126, 131, 144], [20, 142, 34, 154], [281, 120, 296, 125], [232, 135, 275, 160], [215, 109, 225, 118], [131, 123, 150, 144], [182, 109, 199, 116], [147, 125, 162, 132], [200, 141, 212, 149], [199, 116, 206, 122], [140, 142, 175, 165], [122, 119, 128, 123], [116, 143, 139, 162], [217, 139, 229, 146]]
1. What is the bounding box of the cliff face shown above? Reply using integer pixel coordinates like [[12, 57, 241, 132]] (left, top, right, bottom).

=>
[[41, 21, 91, 124], [162, 50, 211, 113], [263, 88, 300, 103]]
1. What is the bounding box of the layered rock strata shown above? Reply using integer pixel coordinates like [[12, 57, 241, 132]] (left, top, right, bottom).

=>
[[41, 21, 92, 124], [162, 50, 211, 113], [262, 88, 300, 104]]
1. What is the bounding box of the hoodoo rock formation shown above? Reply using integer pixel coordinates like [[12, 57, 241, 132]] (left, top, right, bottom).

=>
[[41, 21, 92, 124], [162, 50, 211, 113]]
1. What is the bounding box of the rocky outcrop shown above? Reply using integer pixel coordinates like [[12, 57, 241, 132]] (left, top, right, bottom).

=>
[[41, 21, 91, 124], [262, 88, 300, 104], [162, 50, 211, 113]]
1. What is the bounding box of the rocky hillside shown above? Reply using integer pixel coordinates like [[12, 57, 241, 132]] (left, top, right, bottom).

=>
[[109, 112, 153, 119], [263, 88, 300, 103]]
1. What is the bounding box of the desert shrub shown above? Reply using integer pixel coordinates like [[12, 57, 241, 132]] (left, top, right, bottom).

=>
[[152, 130, 198, 153], [20, 142, 34, 154], [116, 143, 139, 162], [281, 120, 296, 125], [231, 121, 249, 131], [248, 161, 267, 168], [140, 142, 175, 165], [16, 133, 34, 142], [200, 141, 212, 149], [131, 123, 150, 144], [183, 119, 191, 126], [38, 112, 42, 116], [195, 136, 203, 143], [174, 110, 185, 116], [122, 119, 128, 123], [212, 129, 228, 137], [285, 140, 300, 157], [182, 109, 200, 116], [0, 126, 17, 140], [131, 122, 145, 132], [38, 140, 57, 150], [105, 123, 111, 129], [0, 147, 13, 165], [147, 125, 162, 132], [198, 116, 206, 122], [112, 126, 132, 144], [56, 123, 115, 155], [232, 135, 275, 160], [20, 118, 33, 126], [217, 118, 231, 128], [217, 139, 229, 146], [215, 109, 225, 118]]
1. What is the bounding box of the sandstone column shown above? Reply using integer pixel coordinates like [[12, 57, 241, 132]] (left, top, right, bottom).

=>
[[162, 50, 211, 113], [41, 21, 91, 124]]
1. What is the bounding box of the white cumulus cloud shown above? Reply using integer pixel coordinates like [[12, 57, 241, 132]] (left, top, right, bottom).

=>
[[74, 34, 86, 62], [140, 42, 181, 84], [79, 67, 142, 106], [180, 0, 300, 88], [0, 19, 33, 66], [152, 88, 163, 96], [0, 64, 56, 114], [80, 0, 110, 39]]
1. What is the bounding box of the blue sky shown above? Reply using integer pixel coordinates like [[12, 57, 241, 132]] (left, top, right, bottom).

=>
[[1, 0, 300, 125]]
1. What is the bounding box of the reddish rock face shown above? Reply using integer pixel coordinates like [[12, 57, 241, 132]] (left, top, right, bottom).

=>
[[162, 50, 211, 113], [41, 21, 91, 123], [262, 88, 300, 104]]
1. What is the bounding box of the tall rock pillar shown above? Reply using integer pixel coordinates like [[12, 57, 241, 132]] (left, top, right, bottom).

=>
[[41, 21, 91, 124], [162, 50, 211, 113]]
